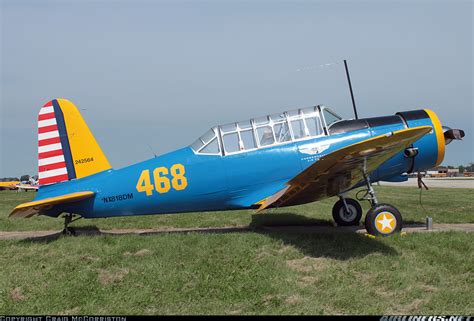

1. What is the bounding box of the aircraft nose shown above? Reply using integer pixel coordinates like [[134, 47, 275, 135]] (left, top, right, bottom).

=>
[[442, 126, 465, 145]]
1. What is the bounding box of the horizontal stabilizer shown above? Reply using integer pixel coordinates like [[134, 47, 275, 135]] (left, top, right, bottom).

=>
[[9, 191, 94, 218]]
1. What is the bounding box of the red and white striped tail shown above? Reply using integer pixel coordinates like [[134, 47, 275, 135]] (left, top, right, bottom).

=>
[[38, 101, 69, 186]]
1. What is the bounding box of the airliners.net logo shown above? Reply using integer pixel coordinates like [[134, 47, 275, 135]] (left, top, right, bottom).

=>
[[381, 316, 472, 321]]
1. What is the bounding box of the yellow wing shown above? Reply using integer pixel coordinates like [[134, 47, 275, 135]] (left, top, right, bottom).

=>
[[9, 191, 95, 218], [0, 181, 19, 189], [255, 126, 432, 212]]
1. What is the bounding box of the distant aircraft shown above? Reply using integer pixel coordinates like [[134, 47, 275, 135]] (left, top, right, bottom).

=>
[[15, 178, 39, 192], [10, 99, 464, 236], [0, 179, 38, 192], [0, 181, 20, 191]]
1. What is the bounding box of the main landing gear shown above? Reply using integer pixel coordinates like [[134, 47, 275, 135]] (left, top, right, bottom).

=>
[[332, 173, 402, 236], [62, 213, 77, 236]]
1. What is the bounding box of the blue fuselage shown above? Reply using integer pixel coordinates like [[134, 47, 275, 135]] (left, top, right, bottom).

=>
[[36, 110, 442, 218]]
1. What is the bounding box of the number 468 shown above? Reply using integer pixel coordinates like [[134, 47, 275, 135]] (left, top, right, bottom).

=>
[[136, 164, 188, 196]]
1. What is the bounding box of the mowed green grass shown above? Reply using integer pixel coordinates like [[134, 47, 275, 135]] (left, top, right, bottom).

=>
[[0, 232, 472, 314], [0, 186, 472, 232], [0, 187, 473, 315]]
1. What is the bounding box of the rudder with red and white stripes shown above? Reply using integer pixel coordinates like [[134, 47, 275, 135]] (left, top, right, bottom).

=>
[[38, 101, 70, 185], [37, 99, 112, 186]]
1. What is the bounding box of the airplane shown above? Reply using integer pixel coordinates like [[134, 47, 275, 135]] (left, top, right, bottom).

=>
[[0, 178, 38, 192], [15, 178, 39, 192], [0, 181, 38, 192], [0, 181, 20, 191], [9, 98, 464, 236]]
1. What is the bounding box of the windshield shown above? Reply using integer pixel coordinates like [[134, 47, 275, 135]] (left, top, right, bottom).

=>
[[322, 107, 342, 127], [190, 127, 220, 154]]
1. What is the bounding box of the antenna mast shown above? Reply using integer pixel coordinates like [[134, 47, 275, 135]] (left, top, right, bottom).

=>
[[344, 59, 359, 120]]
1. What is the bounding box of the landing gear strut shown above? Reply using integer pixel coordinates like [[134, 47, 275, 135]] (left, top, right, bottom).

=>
[[360, 172, 402, 236], [362, 172, 378, 207], [62, 213, 77, 236]]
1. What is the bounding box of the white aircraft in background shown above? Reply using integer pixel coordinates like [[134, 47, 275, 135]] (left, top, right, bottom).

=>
[[15, 177, 39, 192]]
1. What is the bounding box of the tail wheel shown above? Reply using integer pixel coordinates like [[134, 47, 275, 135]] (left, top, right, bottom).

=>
[[332, 198, 362, 226], [364, 204, 402, 236], [62, 227, 76, 236]]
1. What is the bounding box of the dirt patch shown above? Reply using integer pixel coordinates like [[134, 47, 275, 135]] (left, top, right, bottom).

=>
[[123, 249, 152, 257], [134, 249, 152, 257], [353, 270, 373, 283], [98, 268, 129, 285], [261, 294, 280, 306], [286, 257, 329, 273], [285, 294, 302, 305], [229, 309, 243, 315], [277, 245, 296, 254], [227, 304, 244, 315], [297, 275, 319, 287], [375, 287, 394, 299], [255, 252, 271, 262], [80, 255, 100, 262], [58, 307, 80, 315], [419, 284, 439, 293], [10, 287, 27, 302], [392, 298, 426, 314], [255, 245, 275, 262]]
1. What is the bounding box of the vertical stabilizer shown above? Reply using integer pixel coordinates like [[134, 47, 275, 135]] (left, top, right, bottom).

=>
[[38, 99, 111, 186]]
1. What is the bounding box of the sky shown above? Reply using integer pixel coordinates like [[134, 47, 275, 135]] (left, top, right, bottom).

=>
[[1, 0, 472, 177]]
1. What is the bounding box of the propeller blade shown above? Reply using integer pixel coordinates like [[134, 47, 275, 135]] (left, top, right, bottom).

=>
[[443, 128, 465, 145]]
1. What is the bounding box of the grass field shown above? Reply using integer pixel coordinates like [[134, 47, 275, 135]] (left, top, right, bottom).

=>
[[0, 187, 473, 315]]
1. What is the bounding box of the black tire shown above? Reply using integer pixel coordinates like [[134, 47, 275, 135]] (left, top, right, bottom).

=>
[[364, 204, 402, 236], [332, 198, 362, 226], [62, 227, 76, 236]]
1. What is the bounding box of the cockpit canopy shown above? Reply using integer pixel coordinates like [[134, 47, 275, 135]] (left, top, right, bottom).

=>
[[191, 105, 342, 155]]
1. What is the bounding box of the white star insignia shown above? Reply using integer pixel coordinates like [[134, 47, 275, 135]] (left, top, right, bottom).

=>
[[378, 214, 394, 232]]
